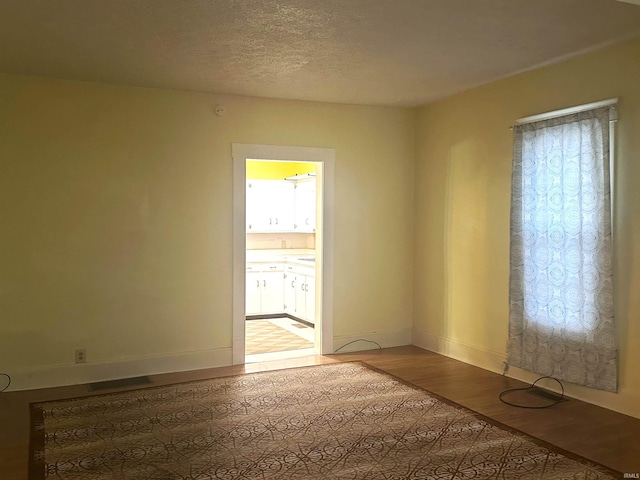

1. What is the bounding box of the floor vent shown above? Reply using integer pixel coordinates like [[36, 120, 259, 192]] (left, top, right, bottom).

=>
[[89, 376, 151, 391]]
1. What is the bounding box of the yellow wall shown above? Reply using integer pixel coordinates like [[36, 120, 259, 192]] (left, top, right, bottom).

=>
[[413, 36, 640, 417], [3, 35, 639, 418], [0, 73, 415, 386], [246, 160, 315, 180]]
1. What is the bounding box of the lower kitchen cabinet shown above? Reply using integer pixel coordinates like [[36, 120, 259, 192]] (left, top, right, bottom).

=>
[[245, 269, 262, 315], [261, 270, 284, 313], [295, 274, 315, 324], [284, 264, 315, 324], [284, 267, 297, 317], [245, 264, 284, 315], [250, 261, 315, 324]]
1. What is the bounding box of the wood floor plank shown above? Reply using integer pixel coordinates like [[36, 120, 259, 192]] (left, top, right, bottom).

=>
[[1, 345, 639, 477]]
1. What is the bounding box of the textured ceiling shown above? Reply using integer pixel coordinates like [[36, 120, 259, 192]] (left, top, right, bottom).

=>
[[1, 0, 640, 107]]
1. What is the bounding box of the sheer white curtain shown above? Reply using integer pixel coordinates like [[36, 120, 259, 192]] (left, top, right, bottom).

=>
[[507, 106, 617, 392]]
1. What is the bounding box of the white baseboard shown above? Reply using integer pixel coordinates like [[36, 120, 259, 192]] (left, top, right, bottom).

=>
[[411, 328, 507, 374], [7, 347, 233, 391], [412, 327, 640, 419], [332, 328, 412, 353], [503, 364, 640, 418]]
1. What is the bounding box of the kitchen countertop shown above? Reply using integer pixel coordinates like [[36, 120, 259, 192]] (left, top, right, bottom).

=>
[[246, 249, 316, 266]]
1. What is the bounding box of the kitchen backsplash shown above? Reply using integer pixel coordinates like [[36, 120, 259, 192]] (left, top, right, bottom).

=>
[[247, 233, 315, 250]]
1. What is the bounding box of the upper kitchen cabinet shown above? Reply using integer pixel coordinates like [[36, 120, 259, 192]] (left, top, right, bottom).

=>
[[294, 180, 316, 233], [246, 180, 295, 232]]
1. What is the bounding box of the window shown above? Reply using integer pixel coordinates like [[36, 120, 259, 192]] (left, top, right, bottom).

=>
[[507, 100, 617, 392]]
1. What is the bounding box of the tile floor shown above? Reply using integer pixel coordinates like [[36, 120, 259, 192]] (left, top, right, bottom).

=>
[[245, 318, 314, 363]]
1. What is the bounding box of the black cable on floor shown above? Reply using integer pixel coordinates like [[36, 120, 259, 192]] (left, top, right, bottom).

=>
[[0, 373, 10, 392], [332, 339, 382, 353], [499, 375, 565, 409]]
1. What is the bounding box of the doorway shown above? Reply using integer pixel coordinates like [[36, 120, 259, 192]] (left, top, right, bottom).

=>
[[245, 160, 317, 362], [232, 144, 335, 365]]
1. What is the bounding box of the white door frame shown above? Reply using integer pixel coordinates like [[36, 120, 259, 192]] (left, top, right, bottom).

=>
[[232, 144, 335, 364]]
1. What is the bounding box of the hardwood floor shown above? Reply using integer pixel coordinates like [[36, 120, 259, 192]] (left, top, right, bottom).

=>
[[1, 345, 639, 477]]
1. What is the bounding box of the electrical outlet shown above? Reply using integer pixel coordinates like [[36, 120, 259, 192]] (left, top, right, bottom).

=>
[[281, 240, 286, 248], [75, 349, 86, 364]]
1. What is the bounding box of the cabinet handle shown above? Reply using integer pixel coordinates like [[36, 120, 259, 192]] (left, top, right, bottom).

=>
[[275, 218, 278, 225], [269, 218, 272, 225], [305, 218, 309, 225], [270, 266, 277, 269], [263, 280, 266, 287], [256, 280, 260, 288]]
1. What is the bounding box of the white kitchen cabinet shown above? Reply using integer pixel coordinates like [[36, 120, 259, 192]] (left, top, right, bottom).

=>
[[284, 264, 297, 316], [245, 263, 285, 314], [246, 259, 314, 323], [294, 272, 315, 324], [294, 180, 316, 232], [261, 268, 285, 314], [245, 267, 262, 315], [246, 180, 294, 232], [246, 181, 270, 232], [304, 275, 316, 322], [285, 264, 315, 324]]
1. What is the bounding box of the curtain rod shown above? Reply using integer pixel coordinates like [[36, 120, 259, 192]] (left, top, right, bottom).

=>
[[512, 98, 618, 128]]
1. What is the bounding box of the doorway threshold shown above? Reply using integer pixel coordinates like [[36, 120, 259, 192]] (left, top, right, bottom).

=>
[[245, 348, 315, 364]]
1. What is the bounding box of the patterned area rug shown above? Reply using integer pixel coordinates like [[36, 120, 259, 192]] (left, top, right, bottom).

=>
[[29, 362, 620, 479]]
